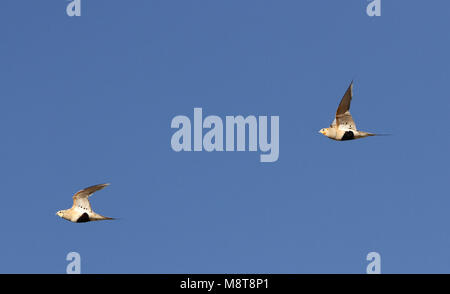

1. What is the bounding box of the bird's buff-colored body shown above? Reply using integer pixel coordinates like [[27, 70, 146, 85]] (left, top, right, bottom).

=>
[[320, 127, 375, 141], [56, 183, 114, 223]]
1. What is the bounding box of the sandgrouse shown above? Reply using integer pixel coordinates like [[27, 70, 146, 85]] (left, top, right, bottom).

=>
[[56, 183, 114, 223], [319, 81, 381, 141]]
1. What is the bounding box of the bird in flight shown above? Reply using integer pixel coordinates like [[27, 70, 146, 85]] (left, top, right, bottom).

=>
[[56, 183, 114, 223], [319, 81, 381, 141]]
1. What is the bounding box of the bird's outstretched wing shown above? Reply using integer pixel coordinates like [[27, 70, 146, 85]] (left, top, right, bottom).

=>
[[72, 183, 110, 212], [335, 82, 357, 131]]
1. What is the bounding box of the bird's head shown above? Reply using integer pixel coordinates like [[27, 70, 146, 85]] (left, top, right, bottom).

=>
[[56, 210, 64, 218], [319, 128, 329, 136]]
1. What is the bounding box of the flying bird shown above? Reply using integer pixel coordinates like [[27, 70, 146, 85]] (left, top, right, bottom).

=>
[[319, 81, 380, 141], [56, 183, 114, 223]]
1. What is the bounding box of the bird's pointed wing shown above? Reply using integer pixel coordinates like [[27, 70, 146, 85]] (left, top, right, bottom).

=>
[[335, 82, 357, 130], [72, 183, 110, 211], [336, 81, 353, 115]]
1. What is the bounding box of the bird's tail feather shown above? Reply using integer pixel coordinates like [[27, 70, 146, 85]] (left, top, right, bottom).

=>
[[361, 132, 391, 137], [90, 213, 116, 221]]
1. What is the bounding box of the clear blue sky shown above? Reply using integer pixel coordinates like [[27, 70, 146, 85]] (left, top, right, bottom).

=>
[[0, 0, 449, 273]]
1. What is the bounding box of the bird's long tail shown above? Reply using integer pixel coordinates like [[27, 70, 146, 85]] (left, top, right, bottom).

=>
[[362, 132, 391, 137], [90, 213, 116, 221]]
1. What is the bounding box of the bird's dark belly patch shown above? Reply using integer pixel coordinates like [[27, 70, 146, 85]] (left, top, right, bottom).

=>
[[76, 213, 90, 223], [341, 131, 355, 141]]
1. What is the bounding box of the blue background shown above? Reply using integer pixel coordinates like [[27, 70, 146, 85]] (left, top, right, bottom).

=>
[[0, 0, 449, 273]]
